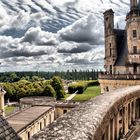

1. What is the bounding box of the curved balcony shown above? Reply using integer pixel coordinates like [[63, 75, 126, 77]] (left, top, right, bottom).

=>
[[30, 86, 140, 140], [99, 73, 140, 80], [128, 54, 140, 64]]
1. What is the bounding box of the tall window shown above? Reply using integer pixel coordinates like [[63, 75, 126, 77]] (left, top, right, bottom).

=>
[[133, 46, 137, 53], [63, 110, 67, 114], [134, 63, 137, 74], [133, 30, 137, 38], [109, 43, 112, 57], [28, 132, 30, 139], [40, 122, 42, 130]]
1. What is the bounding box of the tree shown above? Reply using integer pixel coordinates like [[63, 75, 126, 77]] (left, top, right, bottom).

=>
[[42, 85, 56, 97], [51, 76, 65, 99]]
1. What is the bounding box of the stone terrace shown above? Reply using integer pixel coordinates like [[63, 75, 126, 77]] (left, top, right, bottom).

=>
[[30, 86, 140, 140]]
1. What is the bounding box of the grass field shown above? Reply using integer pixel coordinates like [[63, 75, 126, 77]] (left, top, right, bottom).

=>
[[5, 106, 17, 116], [72, 86, 100, 102]]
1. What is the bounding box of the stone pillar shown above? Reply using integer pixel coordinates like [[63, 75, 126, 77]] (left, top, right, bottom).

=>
[[135, 99, 140, 120], [107, 124, 110, 140], [0, 89, 5, 117], [110, 118, 115, 140], [132, 100, 136, 123], [128, 102, 132, 128], [115, 113, 120, 140], [123, 104, 129, 135]]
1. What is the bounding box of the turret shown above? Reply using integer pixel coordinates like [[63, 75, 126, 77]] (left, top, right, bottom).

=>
[[103, 9, 114, 37], [103, 9, 117, 74]]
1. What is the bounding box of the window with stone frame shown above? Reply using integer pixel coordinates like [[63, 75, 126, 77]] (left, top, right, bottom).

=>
[[133, 46, 137, 54], [132, 30, 137, 38]]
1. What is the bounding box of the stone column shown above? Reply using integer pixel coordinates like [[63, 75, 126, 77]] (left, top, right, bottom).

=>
[[128, 102, 132, 128], [123, 104, 129, 135], [115, 113, 120, 140], [107, 124, 110, 140], [0, 90, 5, 117], [110, 118, 115, 140], [135, 99, 140, 120], [132, 100, 136, 123]]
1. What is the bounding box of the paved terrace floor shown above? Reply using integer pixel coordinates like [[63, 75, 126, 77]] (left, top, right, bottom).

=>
[[6, 106, 51, 133]]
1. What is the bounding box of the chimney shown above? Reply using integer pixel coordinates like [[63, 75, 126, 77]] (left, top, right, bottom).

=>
[[130, 0, 138, 10]]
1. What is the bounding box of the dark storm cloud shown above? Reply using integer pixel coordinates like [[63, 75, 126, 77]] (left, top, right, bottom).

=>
[[1, 49, 47, 58], [57, 42, 92, 53], [65, 58, 90, 64]]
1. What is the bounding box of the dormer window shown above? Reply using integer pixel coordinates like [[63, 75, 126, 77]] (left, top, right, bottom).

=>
[[132, 30, 137, 38]]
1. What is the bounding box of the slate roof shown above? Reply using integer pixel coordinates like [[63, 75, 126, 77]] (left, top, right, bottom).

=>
[[0, 115, 20, 140], [114, 29, 128, 66]]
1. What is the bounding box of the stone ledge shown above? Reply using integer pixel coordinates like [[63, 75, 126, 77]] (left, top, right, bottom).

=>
[[30, 86, 140, 140]]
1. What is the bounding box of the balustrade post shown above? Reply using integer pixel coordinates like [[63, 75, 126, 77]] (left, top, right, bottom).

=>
[[135, 99, 140, 120], [115, 113, 120, 140], [123, 104, 129, 135], [107, 124, 110, 140], [110, 118, 115, 140], [128, 102, 132, 129], [132, 100, 136, 125]]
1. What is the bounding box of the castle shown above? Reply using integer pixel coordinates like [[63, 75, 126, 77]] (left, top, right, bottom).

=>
[[99, 0, 140, 93]]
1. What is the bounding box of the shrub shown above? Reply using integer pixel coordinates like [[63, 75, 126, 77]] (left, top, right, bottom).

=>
[[68, 83, 87, 94], [86, 80, 99, 87], [42, 85, 56, 97]]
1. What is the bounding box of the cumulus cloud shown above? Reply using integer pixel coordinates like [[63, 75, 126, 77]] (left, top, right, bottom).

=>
[[58, 14, 104, 45], [57, 42, 92, 53], [0, 0, 130, 71], [21, 27, 58, 45]]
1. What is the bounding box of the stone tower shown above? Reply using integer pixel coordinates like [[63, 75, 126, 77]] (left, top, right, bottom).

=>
[[126, 0, 140, 74], [103, 9, 117, 74], [99, 0, 140, 93]]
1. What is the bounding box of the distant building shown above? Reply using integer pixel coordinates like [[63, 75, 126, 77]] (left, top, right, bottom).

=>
[[5, 96, 78, 140], [99, 0, 140, 93], [0, 88, 20, 140]]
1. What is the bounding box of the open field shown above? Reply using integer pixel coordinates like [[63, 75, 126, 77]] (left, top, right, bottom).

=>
[[64, 86, 100, 102]]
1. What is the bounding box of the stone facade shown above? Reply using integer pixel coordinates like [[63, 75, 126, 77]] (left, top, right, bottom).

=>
[[99, 0, 140, 93]]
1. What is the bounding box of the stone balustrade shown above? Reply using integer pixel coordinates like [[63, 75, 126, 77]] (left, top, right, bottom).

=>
[[30, 86, 140, 140], [99, 73, 140, 80]]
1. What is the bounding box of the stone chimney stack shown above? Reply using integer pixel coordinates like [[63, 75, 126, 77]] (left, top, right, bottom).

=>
[[130, 0, 138, 10]]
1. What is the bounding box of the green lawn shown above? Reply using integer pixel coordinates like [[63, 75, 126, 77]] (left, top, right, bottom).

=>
[[72, 86, 101, 102], [5, 106, 17, 116], [64, 94, 71, 99]]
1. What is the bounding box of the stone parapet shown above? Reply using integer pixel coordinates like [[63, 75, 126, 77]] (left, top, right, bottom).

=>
[[30, 86, 140, 140]]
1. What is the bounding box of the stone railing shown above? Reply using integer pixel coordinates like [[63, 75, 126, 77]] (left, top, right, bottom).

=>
[[30, 86, 140, 140], [99, 73, 140, 80]]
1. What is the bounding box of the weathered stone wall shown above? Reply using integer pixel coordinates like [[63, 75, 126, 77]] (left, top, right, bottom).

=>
[[99, 79, 140, 93], [18, 108, 55, 140], [30, 86, 140, 140]]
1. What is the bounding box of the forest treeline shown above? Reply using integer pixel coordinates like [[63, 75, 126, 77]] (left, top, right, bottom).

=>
[[0, 70, 100, 82]]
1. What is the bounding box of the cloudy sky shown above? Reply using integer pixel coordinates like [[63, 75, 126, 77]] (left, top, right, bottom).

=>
[[0, 0, 129, 72]]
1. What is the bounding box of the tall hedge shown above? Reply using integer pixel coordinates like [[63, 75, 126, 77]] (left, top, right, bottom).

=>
[[68, 83, 87, 94]]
